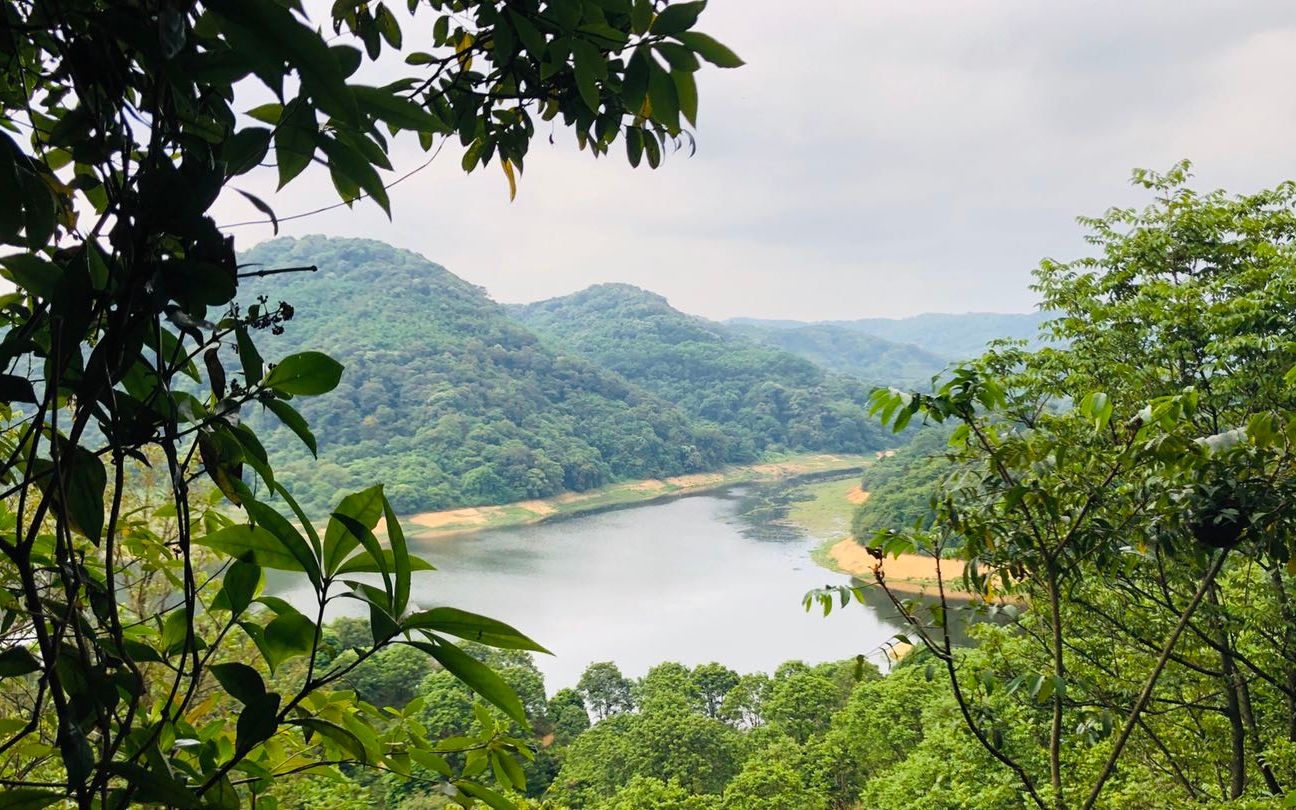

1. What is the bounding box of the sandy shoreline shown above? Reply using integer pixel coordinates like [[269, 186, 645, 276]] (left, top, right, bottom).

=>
[[403, 454, 872, 540], [829, 536, 965, 587]]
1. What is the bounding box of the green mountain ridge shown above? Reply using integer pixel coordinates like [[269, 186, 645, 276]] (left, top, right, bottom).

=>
[[240, 238, 727, 514], [724, 322, 949, 387], [728, 310, 1052, 361], [238, 239, 949, 515], [510, 284, 896, 460]]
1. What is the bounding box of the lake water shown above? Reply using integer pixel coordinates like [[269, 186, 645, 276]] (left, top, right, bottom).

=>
[[279, 485, 907, 691]]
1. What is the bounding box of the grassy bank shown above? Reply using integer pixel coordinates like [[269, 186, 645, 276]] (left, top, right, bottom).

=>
[[776, 477, 968, 596], [402, 453, 874, 540]]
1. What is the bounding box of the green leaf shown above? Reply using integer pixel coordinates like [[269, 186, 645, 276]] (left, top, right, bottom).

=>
[[0, 647, 40, 677], [405, 608, 549, 653], [508, 10, 545, 56], [235, 189, 277, 234], [218, 559, 261, 615], [415, 639, 527, 726], [354, 86, 443, 133], [655, 42, 699, 72], [195, 524, 309, 573], [631, 0, 652, 35], [235, 691, 281, 751], [384, 496, 412, 616], [318, 135, 390, 215], [646, 59, 680, 132], [651, 1, 706, 36], [455, 781, 513, 810], [20, 171, 55, 250], [625, 126, 644, 167], [234, 322, 264, 383], [39, 446, 107, 544], [231, 424, 275, 490], [333, 547, 434, 577], [294, 717, 370, 764], [104, 763, 204, 809], [0, 789, 69, 810], [622, 48, 649, 114], [0, 254, 62, 299], [262, 611, 316, 671], [673, 31, 744, 67], [0, 138, 24, 243], [264, 351, 344, 396], [210, 662, 267, 706], [409, 748, 453, 777], [322, 485, 385, 575], [672, 69, 698, 127], [244, 499, 320, 587], [264, 399, 316, 457], [223, 127, 272, 177], [332, 512, 391, 599], [571, 40, 604, 113], [271, 480, 322, 557], [274, 99, 318, 189]]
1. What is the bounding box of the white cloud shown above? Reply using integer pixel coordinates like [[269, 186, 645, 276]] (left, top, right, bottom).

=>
[[212, 0, 1296, 320]]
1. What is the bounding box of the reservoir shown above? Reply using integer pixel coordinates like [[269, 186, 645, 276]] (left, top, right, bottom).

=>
[[278, 484, 905, 691]]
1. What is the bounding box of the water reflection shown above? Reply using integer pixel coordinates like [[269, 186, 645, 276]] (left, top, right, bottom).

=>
[[276, 486, 913, 692]]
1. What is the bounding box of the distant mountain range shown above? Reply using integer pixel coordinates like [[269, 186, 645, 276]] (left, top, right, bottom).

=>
[[727, 311, 1051, 362], [238, 237, 1042, 514]]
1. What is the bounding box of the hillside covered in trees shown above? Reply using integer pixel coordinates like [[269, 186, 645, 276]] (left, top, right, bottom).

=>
[[730, 311, 1051, 363], [240, 238, 931, 515], [240, 237, 728, 514], [511, 285, 899, 462], [725, 322, 949, 387]]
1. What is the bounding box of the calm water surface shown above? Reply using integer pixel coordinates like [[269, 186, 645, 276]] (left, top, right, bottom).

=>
[[280, 486, 906, 691]]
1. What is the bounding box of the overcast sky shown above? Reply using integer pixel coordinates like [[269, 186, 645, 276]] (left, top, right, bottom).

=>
[[210, 1, 1296, 321]]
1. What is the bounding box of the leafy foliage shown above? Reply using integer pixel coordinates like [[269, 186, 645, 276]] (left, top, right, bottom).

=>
[[838, 164, 1296, 809], [849, 425, 955, 538], [0, 0, 738, 806]]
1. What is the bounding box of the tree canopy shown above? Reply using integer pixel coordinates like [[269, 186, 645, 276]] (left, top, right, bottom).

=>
[[0, 0, 739, 807], [835, 164, 1296, 809]]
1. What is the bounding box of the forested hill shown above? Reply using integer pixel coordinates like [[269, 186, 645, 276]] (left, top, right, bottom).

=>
[[725, 322, 947, 386], [729, 310, 1051, 361], [239, 237, 729, 515], [509, 284, 895, 460]]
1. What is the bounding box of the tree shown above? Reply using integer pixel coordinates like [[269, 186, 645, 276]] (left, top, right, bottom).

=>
[[718, 672, 769, 729], [0, 0, 738, 807], [762, 669, 842, 743], [577, 661, 636, 720], [606, 776, 719, 810], [691, 662, 739, 719], [637, 661, 703, 714], [720, 738, 827, 810], [547, 688, 591, 744], [827, 164, 1296, 809], [344, 642, 434, 709]]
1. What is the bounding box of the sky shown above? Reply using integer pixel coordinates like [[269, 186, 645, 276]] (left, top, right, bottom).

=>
[[209, 1, 1296, 321]]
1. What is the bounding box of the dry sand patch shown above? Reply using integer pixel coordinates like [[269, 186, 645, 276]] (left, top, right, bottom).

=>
[[410, 507, 489, 530], [828, 537, 965, 584]]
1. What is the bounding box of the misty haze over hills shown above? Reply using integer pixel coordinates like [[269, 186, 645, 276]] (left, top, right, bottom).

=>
[[727, 311, 1051, 362]]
